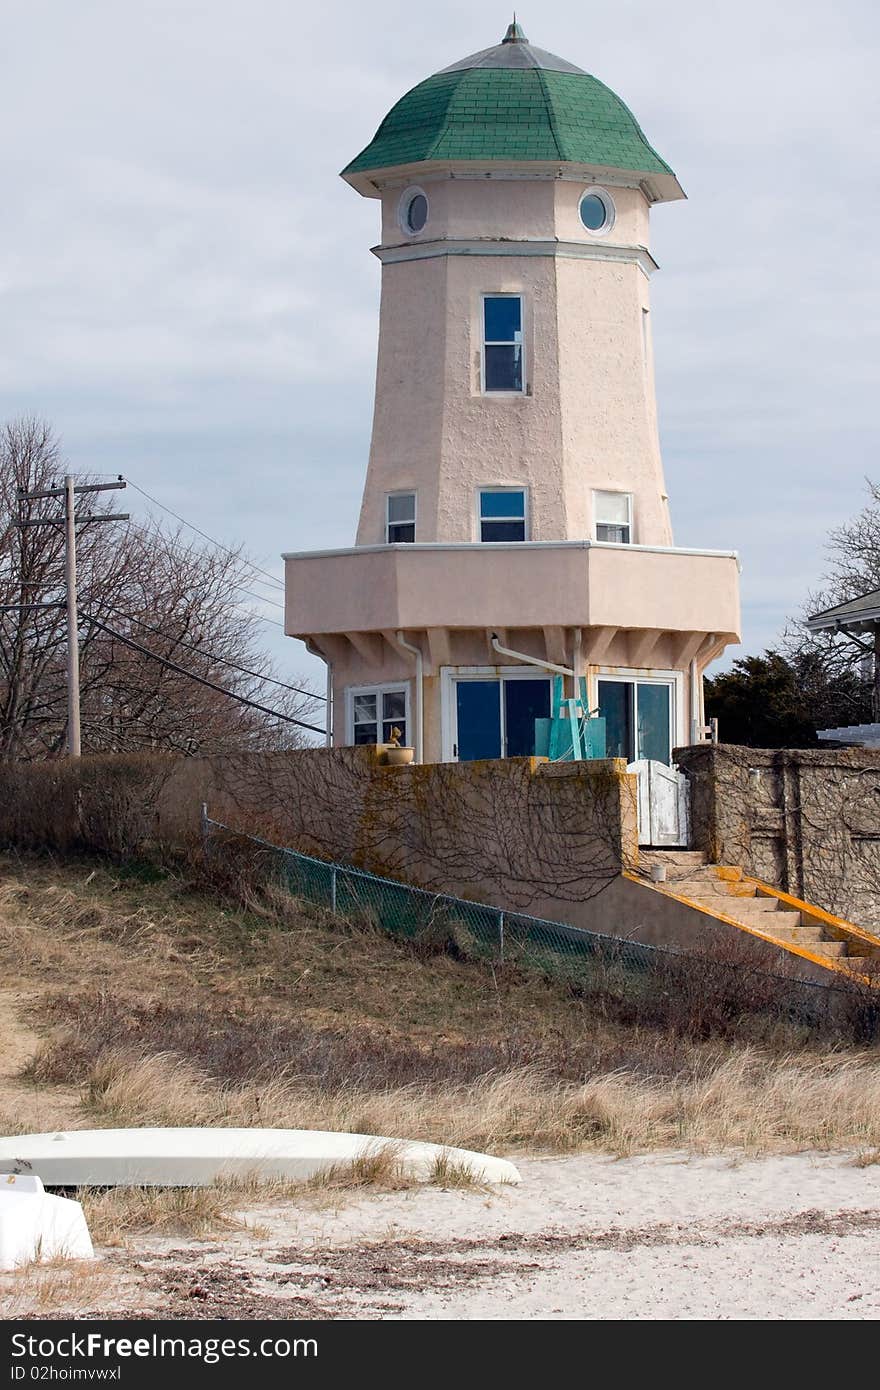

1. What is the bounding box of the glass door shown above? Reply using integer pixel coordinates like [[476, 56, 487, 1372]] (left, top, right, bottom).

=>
[[597, 679, 673, 764], [504, 679, 551, 756], [455, 681, 502, 761], [452, 674, 551, 761], [636, 683, 672, 764]]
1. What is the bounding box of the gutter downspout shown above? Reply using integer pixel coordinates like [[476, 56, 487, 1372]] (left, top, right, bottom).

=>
[[572, 627, 583, 700], [395, 631, 424, 764], [490, 633, 574, 678], [689, 657, 700, 745], [689, 634, 716, 744], [325, 660, 333, 748]]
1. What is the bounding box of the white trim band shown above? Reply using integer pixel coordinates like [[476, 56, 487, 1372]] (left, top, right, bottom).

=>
[[372, 237, 659, 277], [283, 539, 739, 561]]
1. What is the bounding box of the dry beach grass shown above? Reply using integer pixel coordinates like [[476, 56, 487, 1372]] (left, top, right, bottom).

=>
[[1, 851, 880, 1321], [0, 851, 879, 1167]]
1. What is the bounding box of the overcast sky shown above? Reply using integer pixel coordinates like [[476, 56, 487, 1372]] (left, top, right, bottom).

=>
[[1, 0, 878, 697]]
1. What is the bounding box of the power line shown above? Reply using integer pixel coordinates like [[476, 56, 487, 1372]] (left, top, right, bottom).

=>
[[98, 604, 326, 702], [123, 478, 284, 592], [236, 586, 284, 611], [235, 607, 284, 630], [85, 616, 326, 736], [16, 476, 129, 758]]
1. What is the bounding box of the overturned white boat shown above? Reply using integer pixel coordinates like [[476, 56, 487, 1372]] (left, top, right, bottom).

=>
[[0, 1128, 521, 1188], [0, 1174, 94, 1270]]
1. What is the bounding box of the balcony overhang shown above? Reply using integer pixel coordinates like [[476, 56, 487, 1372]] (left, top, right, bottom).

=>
[[284, 541, 741, 671]]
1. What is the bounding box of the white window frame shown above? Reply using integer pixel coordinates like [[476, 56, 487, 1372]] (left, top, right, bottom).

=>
[[481, 293, 525, 396], [440, 666, 552, 762], [591, 667, 684, 765], [578, 185, 616, 238], [397, 185, 429, 238], [593, 489, 633, 545], [345, 682, 411, 747], [385, 491, 417, 544], [477, 485, 529, 543]]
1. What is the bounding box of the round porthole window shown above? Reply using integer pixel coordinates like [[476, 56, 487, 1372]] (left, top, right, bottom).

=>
[[399, 187, 428, 236], [579, 188, 614, 235]]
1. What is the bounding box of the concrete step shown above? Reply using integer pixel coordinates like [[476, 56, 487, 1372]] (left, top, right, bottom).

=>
[[669, 877, 758, 899], [793, 940, 847, 958], [750, 930, 846, 957], [641, 850, 707, 869], [723, 910, 806, 933], [712, 865, 746, 882], [747, 921, 828, 944], [717, 895, 784, 914]]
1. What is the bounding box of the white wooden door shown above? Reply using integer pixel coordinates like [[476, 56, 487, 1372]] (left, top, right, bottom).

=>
[[627, 760, 690, 847]]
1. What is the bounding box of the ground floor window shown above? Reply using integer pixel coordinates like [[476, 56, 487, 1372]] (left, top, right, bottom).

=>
[[596, 676, 676, 764], [347, 684, 409, 747], [442, 669, 551, 761]]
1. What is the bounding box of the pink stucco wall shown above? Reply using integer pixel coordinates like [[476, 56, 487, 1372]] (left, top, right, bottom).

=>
[[285, 542, 740, 639], [356, 177, 670, 548]]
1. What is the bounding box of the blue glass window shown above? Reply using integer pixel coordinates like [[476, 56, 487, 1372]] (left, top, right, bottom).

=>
[[504, 679, 551, 757], [484, 297, 521, 342], [406, 193, 427, 233], [597, 680, 672, 764], [455, 681, 502, 761], [636, 683, 671, 764], [483, 296, 523, 392], [386, 492, 416, 543], [579, 192, 610, 233], [454, 676, 551, 761], [479, 489, 526, 542], [597, 681, 633, 761]]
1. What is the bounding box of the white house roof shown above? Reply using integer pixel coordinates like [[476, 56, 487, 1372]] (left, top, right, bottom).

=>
[[806, 589, 880, 632]]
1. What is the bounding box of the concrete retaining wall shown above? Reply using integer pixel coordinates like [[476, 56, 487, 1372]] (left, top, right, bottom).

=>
[[676, 743, 880, 931], [0, 746, 858, 984]]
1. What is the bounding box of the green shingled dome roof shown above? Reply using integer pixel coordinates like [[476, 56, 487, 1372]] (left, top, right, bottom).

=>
[[343, 24, 674, 183]]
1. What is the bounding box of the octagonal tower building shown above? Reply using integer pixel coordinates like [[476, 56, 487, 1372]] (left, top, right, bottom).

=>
[[284, 24, 740, 769]]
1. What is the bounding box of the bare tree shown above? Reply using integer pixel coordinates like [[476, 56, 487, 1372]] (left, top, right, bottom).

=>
[[0, 417, 320, 759], [783, 478, 879, 720]]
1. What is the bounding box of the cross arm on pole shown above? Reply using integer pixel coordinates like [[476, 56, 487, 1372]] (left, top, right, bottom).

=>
[[18, 478, 126, 502]]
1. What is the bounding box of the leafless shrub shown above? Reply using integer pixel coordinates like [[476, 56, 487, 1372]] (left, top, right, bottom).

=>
[[0, 415, 319, 761]]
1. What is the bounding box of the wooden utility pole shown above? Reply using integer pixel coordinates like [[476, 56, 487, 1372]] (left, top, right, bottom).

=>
[[16, 476, 128, 758], [64, 476, 81, 757]]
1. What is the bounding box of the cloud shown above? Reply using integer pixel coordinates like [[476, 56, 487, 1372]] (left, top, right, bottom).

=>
[[0, 0, 877, 688]]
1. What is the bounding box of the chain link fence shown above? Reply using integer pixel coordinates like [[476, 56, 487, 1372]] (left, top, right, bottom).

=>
[[202, 811, 870, 1034]]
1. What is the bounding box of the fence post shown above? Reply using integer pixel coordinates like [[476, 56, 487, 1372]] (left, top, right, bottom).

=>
[[200, 802, 209, 860], [498, 910, 505, 965], [330, 865, 337, 915]]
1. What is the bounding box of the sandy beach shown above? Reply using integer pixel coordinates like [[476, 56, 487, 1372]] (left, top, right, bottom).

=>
[[6, 1149, 877, 1321], [240, 1150, 880, 1320]]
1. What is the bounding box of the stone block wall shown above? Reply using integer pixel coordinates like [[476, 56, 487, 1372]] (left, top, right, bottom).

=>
[[0, 748, 638, 919], [676, 743, 880, 929]]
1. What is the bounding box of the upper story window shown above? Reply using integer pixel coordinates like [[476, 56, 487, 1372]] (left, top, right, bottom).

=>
[[594, 490, 632, 544], [482, 295, 524, 393], [350, 685, 408, 747], [386, 492, 416, 543], [480, 488, 526, 542], [579, 187, 615, 236], [398, 186, 428, 236]]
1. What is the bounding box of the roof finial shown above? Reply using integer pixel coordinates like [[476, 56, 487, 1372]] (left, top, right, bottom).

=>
[[502, 16, 527, 44]]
